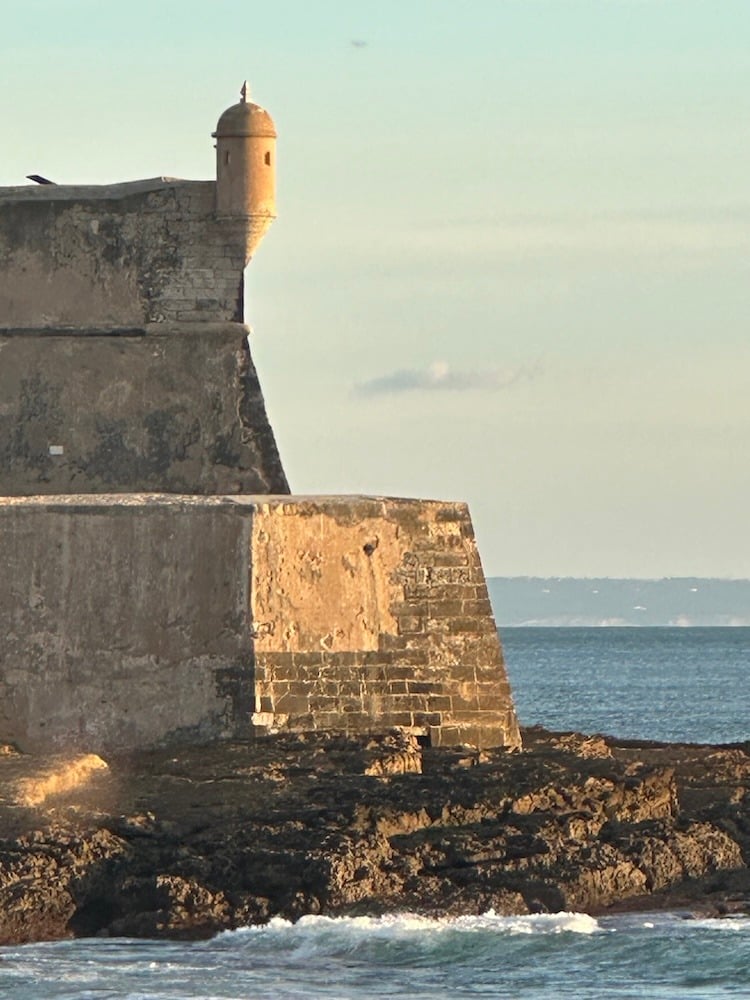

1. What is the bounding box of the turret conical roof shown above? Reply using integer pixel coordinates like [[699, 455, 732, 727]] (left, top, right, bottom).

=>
[[213, 82, 276, 139]]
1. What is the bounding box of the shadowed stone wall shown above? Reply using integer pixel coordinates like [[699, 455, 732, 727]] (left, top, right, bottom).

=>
[[0, 495, 520, 752], [0, 179, 288, 495], [0, 324, 288, 495], [0, 496, 254, 752], [0, 180, 249, 327]]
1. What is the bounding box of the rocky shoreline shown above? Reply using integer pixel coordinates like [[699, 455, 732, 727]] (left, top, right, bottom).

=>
[[1, 726, 749, 945]]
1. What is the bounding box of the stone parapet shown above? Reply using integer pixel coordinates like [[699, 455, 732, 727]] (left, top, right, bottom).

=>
[[0, 180, 248, 327]]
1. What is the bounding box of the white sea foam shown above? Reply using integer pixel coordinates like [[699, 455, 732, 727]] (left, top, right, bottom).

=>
[[219, 909, 603, 944], [678, 916, 750, 932], [599, 910, 750, 934]]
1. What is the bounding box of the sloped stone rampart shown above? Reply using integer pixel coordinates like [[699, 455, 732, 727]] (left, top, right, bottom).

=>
[[0, 324, 288, 496]]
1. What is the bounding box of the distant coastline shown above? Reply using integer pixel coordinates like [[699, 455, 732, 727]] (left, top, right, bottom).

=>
[[488, 576, 750, 627]]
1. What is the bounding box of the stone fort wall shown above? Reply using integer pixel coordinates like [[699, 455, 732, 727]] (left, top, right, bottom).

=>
[[0, 180, 248, 327], [0, 495, 520, 752], [0, 98, 521, 751], [251, 497, 519, 749], [0, 180, 288, 496], [0, 323, 288, 496]]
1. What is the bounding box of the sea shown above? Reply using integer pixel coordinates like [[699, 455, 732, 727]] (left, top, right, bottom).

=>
[[2, 626, 749, 1000]]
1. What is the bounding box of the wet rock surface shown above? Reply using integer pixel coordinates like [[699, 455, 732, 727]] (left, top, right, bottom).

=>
[[1, 726, 750, 944]]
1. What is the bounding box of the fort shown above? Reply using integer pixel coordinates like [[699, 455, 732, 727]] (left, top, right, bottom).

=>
[[0, 88, 748, 948], [0, 86, 520, 753]]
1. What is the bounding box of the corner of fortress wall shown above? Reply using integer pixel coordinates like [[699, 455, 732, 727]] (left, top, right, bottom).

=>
[[249, 497, 520, 750], [0, 173, 521, 754]]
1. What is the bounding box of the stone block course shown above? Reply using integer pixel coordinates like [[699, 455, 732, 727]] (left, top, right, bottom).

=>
[[250, 496, 521, 749]]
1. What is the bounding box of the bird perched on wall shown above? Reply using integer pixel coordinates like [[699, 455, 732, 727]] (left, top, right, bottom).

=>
[[26, 175, 56, 185]]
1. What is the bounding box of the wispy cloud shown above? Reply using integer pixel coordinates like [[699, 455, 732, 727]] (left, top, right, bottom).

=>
[[355, 360, 541, 398]]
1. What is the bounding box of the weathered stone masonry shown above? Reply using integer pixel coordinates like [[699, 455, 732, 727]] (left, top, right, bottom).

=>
[[0, 88, 521, 752], [0, 180, 249, 327], [0, 323, 287, 495], [0, 178, 288, 496], [251, 497, 519, 749], [0, 495, 520, 752], [0, 496, 254, 752]]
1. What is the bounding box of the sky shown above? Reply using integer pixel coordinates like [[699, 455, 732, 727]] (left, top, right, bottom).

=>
[[2, 0, 748, 577]]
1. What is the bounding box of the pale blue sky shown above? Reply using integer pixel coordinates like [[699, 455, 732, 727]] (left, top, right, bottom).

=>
[[2, 0, 748, 576]]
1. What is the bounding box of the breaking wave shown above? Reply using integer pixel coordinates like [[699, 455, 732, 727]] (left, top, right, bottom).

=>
[[220, 908, 603, 945], [2, 910, 750, 999]]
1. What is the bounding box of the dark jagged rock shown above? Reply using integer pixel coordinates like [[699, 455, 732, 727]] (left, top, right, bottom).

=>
[[1, 727, 749, 945]]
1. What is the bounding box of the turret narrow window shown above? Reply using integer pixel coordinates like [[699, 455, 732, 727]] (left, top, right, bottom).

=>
[[264, 151, 271, 166]]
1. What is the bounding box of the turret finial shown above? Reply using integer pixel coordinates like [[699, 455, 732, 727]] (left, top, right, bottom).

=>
[[240, 81, 250, 103]]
